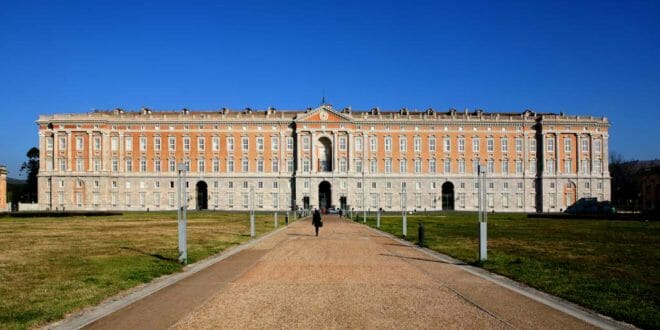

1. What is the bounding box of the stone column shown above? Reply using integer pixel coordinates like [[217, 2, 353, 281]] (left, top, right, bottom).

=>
[[555, 133, 560, 175], [296, 132, 302, 172], [332, 131, 338, 173], [347, 132, 353, 173], [67, 131, 73, 172], [88, 131, 93, 171], [311, 131, 317, 173]]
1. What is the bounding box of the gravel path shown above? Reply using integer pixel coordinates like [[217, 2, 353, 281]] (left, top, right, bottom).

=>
[[170, 216, 592, 329]]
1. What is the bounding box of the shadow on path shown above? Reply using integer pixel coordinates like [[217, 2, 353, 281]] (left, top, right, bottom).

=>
[[120, 246, 180, 263], [379, 253, 466, 265]]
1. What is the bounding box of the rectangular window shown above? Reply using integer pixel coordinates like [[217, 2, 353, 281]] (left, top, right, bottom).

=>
[[242, 158, 249, 172], [140, 137, 147, 151], [271, 137, 279, 151], [256, 137, 264, 151], [487, 138, 494, 152], [549, 193, 556, 208], [429, 159, 436, 173], [443, 159, 451, 173], [385, 193, 392, 208], [242, 137, 249, 151], [198, 137, 205, 151], [384, 137, 391, 152], [339, 137, 347, 150], [272, 193, 279, 209], [546, 138, 554, 152], [355, 159, 362, 173], [487, 159, 494, 173], [356, 136, 363, 151], [140, 158, 147, 172], [472, 138, 480, 152], [414, 137, 421, 152], [126, 158, 133, 172], [154, 137, 161, 151], [271, 159, 279, 172], [183, 137, 190, 151], [414, 159, 422, 173], [339, 158, 347, 172], [502, 193, 509, 208], [385, 159, 392, 173], [302, 136, 310, 150], [286, 137, 294, 150], [564, 159, 572, 173], [429, 136, 436, 152], [94, 158, 101, 172], [227, 137, 235, 151], [564, 138, 571, 152], [168, 137, 176, 151], [582, 139, 589, 152], [458, 159, 465, 173], [594, 140, 602, 153], [530, 159, 536, 174], [76, 158, 84, 172], [594, 159, 602, 173], [515, 160, 523, 174], [303, 159, 310, 172], [501, 138, 508, 153], [46, 137, 54, 150], [443, 136, 451, 152], [59, 137, 67, 150], [501, 160, 509, 174], [257, 159, 264, 172], [228, 158, 234, 172], [287, 159, 294, 172], [94, 137, 101, 150], [458, 137, 465, 152], [198, 159, 205, 172], [76, 136, 84, 150], [515, 138, 523, 152], [530, 138, 537, 152], [110, 136, 118, 151], [399, 159, 407, 173], [516, 194, 523, 208], [399, 137, 407, 152], [546, 159, 554, 174], [212, 136, 220, 151], [459, 193, 466, 208], [370, 159, 377, 173], [370, 136, 377, 152], [213, 159, 220, 172]]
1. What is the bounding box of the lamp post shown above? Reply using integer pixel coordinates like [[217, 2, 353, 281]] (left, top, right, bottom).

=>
[[250, 185, 255, 238], [177, 163, 188, 264], [402, 183, 407, 237], [362, 172, 367, 223], [478, 164, 487, 261]]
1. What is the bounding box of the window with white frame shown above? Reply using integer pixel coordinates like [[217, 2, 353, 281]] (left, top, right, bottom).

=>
[[154, 159, 161, 172], [385, 159, 392, 173], [399, 159, 407, 173], [516, 138, 523, 152], [530, 159, 536, 174], [546, 159, 554, 174], [501, 160, 509, 174], [340, 158, 347, 172], [256, 137, 264, 151], [487, 137, 494, 152], [546, 137, 554, 152], [198, 159, 205, 172], [168, 136, 176, 151], [370, 136, 377, 152], [183, 137, 190, 151], [429, 136, 436, 152], [198, 137, 205, 151], [581, 160, 589, 174], [502, 193, 509, 208], [564, 159, 572, 173], [458, 159, 466, 173], [516, 160, 523, 174], [472, 137, 480, 152], [303, 159, 310, 172], [487, 159, 494, 173], [212, 136, 220, 151], [271, 137, 279, 151], [213, 159, 220, 172], [94, 137, 101, 150], [153, 137, 161, 151], [355, 136, 363, 151], [444, 158, 451, 173], [140, 137, 147, 151], [242, 158, 249, 172], [594, 159, 602, 173], [501, 137, 508, 153], [458, 137, 465, 152], [413, 136, 421, 152], [169, 159, 175, 172], [227, 137, 234, 151], [443, 136, 451, 152], [355, 159, 362, 173], [564, 138, 571, 152], [582, 139, 589, 152], [384, 137, 391, 151], [370, 159, 377, 173], [429, 159, 436, 173], [399, 136, 407, 152], [414, 159, 422, 173], [287, 137, 294, 150], [339, 136, 347, 150], [594, 140, 602, 154], [59, 136, 67, 150], [76, 136, 84, 150], [257, 159, 264, 172], [242, 137, 249, 151], [302, 136, 310, 150], [530, 138, 537, 152], [271, 158, 279, 172], [287, 158, 294, 172]]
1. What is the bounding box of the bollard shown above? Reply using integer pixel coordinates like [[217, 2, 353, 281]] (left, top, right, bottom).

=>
[[376, 210, 381, 228], [274, 212, 278, 228], [418, 222, 425, 247], [285, 211, 289, 225]]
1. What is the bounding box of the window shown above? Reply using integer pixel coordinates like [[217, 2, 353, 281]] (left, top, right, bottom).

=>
[[429, 136, 436, 152], [46, 137, 54, 150], [212, 136, 220, 151], [140, 158, 147, 172], [546, 138, 554, 152], [198, 159, 205, 172], [256, 137, 264, 151], [385, 193, 392, 208], [549, 193, 556, 208], [429, 159, 436, 173], [76, 158, 84, 171], [94, 137, 101, 150], [302, 136, 310, 150], [287, 158, 294, 172], [93, 158, 101, 172], [242, 137, 249, 151], [384, 137, 392, 151], [546, 159, 554, 174], [303, 159, 310, 172], [168, 137, 176, 151], [399, 159, 407, 173], [458, 159, 466, 173], [272, 193, 279, 208], [414, 159, 421, 173], [582, 139, 589, 152], [472, 159, 480, 174], [581, 160, 589, 174], [227, 137, 235, 151], [502, 193, 509, 208], [356, 136, 363, 151], [564, 159, 572, 173], [459, 193, 466, 208], [370, 136, 377, 152], [472, 138, 480, 152], [242, 158, 249, 172], [516, 138, 523, 152], [370, 159, 377, 173], [443, 136, 451, 152], [487, 159, 494, 173], [594, 159, 602, 173], [286, 137, 294, 150], [271, 137, 279, 151], [140, 137, 147, 151], [414, 136, 421, 152], [111, 158, 118, 172], [339, 158, 347, 172], [154, 137, 161, 151], [183, 137, 191, 151], [385, 159, 392, 173], [257, 159, 264, 172], [458, 137, 465, 152], [399, 137, 407, 152], [198, 137, 206, 151], [516, 194, 523, 208], [339, 137, 347, 150], [585, 181, 590, 189], [213, 159, 220, 172], [444, 159, 451, 173], [564, 138, 571, 152], [515, 160, 523, 174], [76, 136, 84, 150], [111, 136, 119, 151], [487, 138, 494, 152], [530, 159, 537, 174], [594, 140, 602, 154], [355, 159, 363, 173], [501, 160, 509, 174], [501, 138, 509, 153], [271, 159, 279, 172]]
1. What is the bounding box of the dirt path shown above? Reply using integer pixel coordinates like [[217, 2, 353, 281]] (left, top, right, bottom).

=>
[[84, 215, 596, 329]]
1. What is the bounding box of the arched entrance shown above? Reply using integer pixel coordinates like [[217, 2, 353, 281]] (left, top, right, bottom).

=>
[[317, 137, 332, 172], [196, 181, 208, 210], [319, 181, 331, 212], [564, 182, 577, 209], [442, 182, 455, 210]]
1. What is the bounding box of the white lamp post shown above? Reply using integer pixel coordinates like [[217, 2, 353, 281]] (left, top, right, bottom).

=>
[[478, 164, 488, 261], [250, 185, 255, 238], [402, 183, 407, 237], [177, 163, 188, 264]]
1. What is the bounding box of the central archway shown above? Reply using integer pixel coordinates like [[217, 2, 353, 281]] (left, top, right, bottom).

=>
[[318, 181, 332, 212], [442, 181, 455, 210], [196, 181, 208, 210], [317, 137, 332, 172]]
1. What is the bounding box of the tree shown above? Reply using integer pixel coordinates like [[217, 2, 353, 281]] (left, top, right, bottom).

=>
[[609, 151, 641, 210], [20, 147, 39, 203]]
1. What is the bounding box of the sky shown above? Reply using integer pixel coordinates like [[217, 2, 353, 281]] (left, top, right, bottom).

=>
[[0, 0, 659, 178]]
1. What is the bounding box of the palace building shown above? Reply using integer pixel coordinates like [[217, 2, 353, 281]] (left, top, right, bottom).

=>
[[36, 105, 611, 212]]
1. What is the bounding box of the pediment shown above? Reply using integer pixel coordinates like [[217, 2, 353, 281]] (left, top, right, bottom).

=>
[[295, 105, 354, 123]]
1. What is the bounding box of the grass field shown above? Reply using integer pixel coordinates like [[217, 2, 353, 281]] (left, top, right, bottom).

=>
[[0, 211, 284, 330], [356, 211, 659, 329]]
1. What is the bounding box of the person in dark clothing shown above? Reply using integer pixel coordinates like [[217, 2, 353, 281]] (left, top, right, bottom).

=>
[[338, 209, 343, 219], [312, 209, 322, 236]]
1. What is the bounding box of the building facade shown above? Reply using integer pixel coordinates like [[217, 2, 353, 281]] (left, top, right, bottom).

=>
[[36, 105, 611, 212], [0, 165, 7, 211]]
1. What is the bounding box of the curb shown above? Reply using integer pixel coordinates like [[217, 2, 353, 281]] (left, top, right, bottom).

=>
[[361, 223, 637, 330], [47, 222, 294, 330]]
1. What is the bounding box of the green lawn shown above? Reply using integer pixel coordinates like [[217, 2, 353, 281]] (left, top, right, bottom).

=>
[[357, 211, 659, 329], [0, 211, 283, 330]]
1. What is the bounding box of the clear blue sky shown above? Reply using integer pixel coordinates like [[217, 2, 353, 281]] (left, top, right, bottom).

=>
[[1, 0, 659, 178]]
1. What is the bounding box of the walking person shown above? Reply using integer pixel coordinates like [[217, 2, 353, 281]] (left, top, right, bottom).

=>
[[312, 208, 322, 236], [338, 208, 343, 219]]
